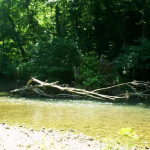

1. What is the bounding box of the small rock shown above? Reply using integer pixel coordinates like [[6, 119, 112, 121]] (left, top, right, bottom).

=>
[[73, 135, 78, 139], [5, 126, 10, 129], [67, 136, 71, 139], [89, 137, 94, 141], [48, 129, 53, 132], [145, 146, 150, 149], [57, 139, 62, 142], [18, 125, 22, 127], [60, 129, 64, 131], [70, 129, 76, 132], [41, 127, 45, 130]]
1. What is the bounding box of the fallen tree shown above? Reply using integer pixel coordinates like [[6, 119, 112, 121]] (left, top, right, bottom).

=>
[[10, 77, 150, 100]]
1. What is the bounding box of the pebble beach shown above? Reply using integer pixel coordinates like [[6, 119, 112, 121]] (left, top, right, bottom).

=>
[[0, 123, 146, 150]]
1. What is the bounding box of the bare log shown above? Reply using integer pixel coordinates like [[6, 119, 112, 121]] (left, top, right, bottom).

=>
[[10, 77, 150, 100]]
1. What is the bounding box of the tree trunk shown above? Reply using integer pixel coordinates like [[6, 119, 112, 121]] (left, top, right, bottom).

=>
[[7, 15, 26, 61], [142, 0, 150, 40], [102, 0, 128, 46], [10, 77, 150, 101], [6, 0, 26, 61], [93, 0, 103, 53], [2, 32, 6, 59], [56, 4, 61, 37], [74, 0, 80, 38]]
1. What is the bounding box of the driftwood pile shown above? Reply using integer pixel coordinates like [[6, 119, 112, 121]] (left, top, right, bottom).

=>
[[10, 77, 150, 100]]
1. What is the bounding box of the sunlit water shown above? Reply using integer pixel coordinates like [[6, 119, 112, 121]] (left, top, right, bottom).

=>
[[0, 96, 150, 146]]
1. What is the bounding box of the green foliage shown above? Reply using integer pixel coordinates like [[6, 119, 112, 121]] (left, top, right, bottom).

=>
[[115, 39, 150, 81], [118, 128, 140, 148], [119, 128, 139, 139], [0, 0, 150, 85], [77, 51, 112, 89], [102, 138, 123, 150], [0, 58, 16, 81], [79, 51, 102, 88], [17, 37, 81, 83], [0, 48, 16, 80], [17, 61, 34, 83]]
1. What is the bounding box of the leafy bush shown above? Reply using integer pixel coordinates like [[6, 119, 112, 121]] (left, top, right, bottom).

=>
[[119, 128, 139, 139], [115, 39, 150, 81], [0, 57, 17, 81], [79, 51, 103, 89], [17, 61, 34, 84], [17, 37, 81, 84], [76, 51, 116, 89], [118, 128, 139, 148]]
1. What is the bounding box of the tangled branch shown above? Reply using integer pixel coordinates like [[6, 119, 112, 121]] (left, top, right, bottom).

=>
[[10, 78, 150, 100]]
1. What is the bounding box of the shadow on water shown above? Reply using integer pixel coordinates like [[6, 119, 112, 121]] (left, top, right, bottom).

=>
[[0, 93, 150, 147]]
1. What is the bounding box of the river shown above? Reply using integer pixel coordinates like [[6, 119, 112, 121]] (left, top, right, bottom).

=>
[[0, 95, 150, 147]]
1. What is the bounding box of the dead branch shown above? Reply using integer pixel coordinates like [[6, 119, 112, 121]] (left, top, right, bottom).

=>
[[10, 77, 150, 100]]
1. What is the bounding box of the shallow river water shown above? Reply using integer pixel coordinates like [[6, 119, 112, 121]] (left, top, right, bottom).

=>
[[0, 95, 150, 147]]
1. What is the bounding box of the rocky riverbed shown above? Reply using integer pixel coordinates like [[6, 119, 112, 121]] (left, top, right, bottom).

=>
[[0, 123, 146, 150]]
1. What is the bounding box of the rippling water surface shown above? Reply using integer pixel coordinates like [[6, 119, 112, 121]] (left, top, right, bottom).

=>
[[0, 96, 150, 146]]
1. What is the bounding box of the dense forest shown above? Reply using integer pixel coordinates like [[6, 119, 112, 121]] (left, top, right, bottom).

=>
[[0, 0, 150, 89]]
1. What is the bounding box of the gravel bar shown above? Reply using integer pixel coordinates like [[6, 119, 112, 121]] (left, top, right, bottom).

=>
[[0, 123, 144, 150]]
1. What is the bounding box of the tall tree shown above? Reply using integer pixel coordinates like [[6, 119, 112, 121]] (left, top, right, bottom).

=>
[[142, 0, 150, 39]]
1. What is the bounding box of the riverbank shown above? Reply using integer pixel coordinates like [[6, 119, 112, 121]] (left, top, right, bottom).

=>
[[0, 123, 145, 150]]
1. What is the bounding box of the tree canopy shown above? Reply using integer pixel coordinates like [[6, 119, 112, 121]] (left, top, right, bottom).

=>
[[0, 0, 150, 88]]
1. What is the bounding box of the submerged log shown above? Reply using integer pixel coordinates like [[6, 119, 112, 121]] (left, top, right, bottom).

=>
[[10, 77, 150, 100]]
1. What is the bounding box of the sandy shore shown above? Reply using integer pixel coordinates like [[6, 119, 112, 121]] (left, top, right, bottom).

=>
[[0, 123, 145, 150]]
